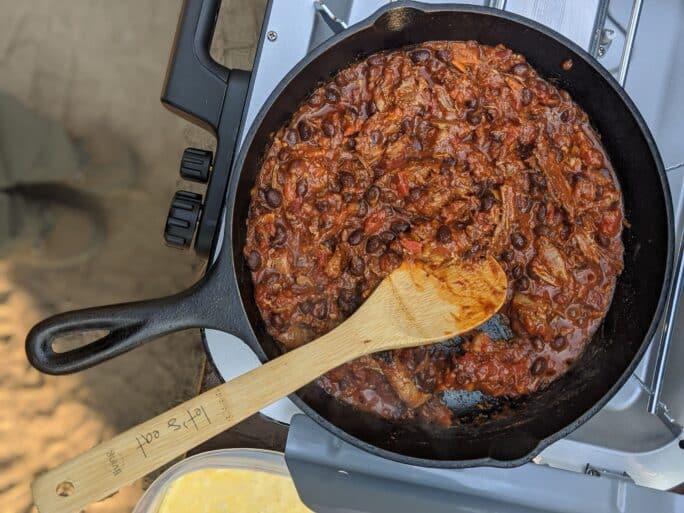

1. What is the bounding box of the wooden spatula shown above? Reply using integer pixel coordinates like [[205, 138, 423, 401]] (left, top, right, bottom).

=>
[[32, 256, 508, 513]]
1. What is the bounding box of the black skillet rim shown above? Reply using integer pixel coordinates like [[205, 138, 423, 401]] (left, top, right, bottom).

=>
[[204, 1, 674, 468]]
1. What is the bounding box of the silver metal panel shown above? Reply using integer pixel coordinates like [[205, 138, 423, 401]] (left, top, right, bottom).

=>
[[505, 0, 603, 52], [286, 415, 684, 513]]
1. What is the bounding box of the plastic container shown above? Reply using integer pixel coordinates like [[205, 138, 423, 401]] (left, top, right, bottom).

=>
[[132, 449, 293, 513]]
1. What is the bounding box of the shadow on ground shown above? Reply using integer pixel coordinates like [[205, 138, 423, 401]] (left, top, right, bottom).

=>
[[0, 1, 266, 512]]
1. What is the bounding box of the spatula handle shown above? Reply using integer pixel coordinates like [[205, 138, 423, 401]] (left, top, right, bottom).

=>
[[31, 327, 360, 513]]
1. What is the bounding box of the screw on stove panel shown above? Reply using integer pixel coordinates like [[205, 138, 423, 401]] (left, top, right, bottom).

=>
[[267, 30, 278, 42]]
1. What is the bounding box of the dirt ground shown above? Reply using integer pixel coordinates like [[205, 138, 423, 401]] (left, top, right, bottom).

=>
[[0, 1, 266, 512]]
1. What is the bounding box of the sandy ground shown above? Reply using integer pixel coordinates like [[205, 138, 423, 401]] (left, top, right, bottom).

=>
[[0, 1, 265, 512]]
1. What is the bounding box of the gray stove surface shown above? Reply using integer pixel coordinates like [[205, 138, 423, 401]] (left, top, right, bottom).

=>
[[205, 0, 684, 492]]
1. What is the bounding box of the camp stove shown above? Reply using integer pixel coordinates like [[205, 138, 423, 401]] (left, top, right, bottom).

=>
[[187, 1, 684, 510]]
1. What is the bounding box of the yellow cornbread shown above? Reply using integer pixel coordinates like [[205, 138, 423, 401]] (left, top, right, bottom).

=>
[[157, 468, 312, 513]]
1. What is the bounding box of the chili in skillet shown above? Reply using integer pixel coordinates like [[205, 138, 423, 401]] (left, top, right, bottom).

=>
[[244, 41, 624, 426]]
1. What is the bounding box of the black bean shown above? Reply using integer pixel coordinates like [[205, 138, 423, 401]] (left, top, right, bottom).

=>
[[322, 119, 335, 137], [465, 98, 479, 109], [307, 94, 323, 107], [436, 225, 452, 243], [595, 185, 604, 200], [296, 179, 308, 197], [324, 88, 340, 103], [315, 199, 328, 212], [408, 187, 421, 201], [401, 118, 412, 133], [500, 250, 513, 262], [490, 131, 505, 142], [517, 142, 535, 160], [346, 137, 356, 151], [511, 232, 528, 250], [560, 110, 570, 122], [297, 121, 313, 141], [436, 49, 451, 62], [348, 229, 364, 246], [531, 337, 545, 352], [536, 204, 547, 223], [284, 129, 299, 146], [338, 288, 361, 313], [262, 270, 280, 285], [373, 166, 385, 180], [464, 242, 481, 259], [551, 336, 568, 351], [516, 276, 530, 291], [409, 49, 431, 64], [386, 132, 400, 144], [370, 130, 383, 145], [356, 200, 369, 218], [270, 223, 288, 247], [596, 233, 611, 248], [342, 192, 354, 202], [374, 350, 394, 363], [379, 231, 395, 243], [270, 313, 284, 329], [365, 185, 380, 205], [349, 256, 365, 276], [246, 250, 261, 271], [368, 54, 384, 66], [313, 300, 328, 320], [329, 176, 342, 193], [517, 195, 532, 213], [390, 220, 410, 233], [480, 193, 496, 212], [466, 110, 481, 125], [530, 357, 546, 375], [277, 148, 290, 161], [322, 235, 338, 252], [366, 235, 384, 254], [534, 225, 551, 237], [299, 301, 313, 314], [531, 172, 547, 189], [335, 73, 349, 87], [512, 265, 523, 279], [511, 62, 528, 76], [560, 223, 572, 240], [520, 88, 533, 105], [339, 172, 355, 189], [264, 187, 283, 208], [485, 109, 496, 122]]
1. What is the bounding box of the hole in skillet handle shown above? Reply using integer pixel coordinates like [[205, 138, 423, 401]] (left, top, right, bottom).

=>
[[51, 330, 111, 353]]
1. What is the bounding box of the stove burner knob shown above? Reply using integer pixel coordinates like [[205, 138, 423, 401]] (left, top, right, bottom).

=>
[[180, 147, 213, 183], [164, 190, 202, 249]]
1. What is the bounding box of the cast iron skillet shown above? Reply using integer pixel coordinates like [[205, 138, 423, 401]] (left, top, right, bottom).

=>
[[26, 1, 673, 468]]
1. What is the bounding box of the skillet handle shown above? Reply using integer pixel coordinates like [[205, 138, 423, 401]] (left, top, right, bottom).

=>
[[26, 261, 233, 375]]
